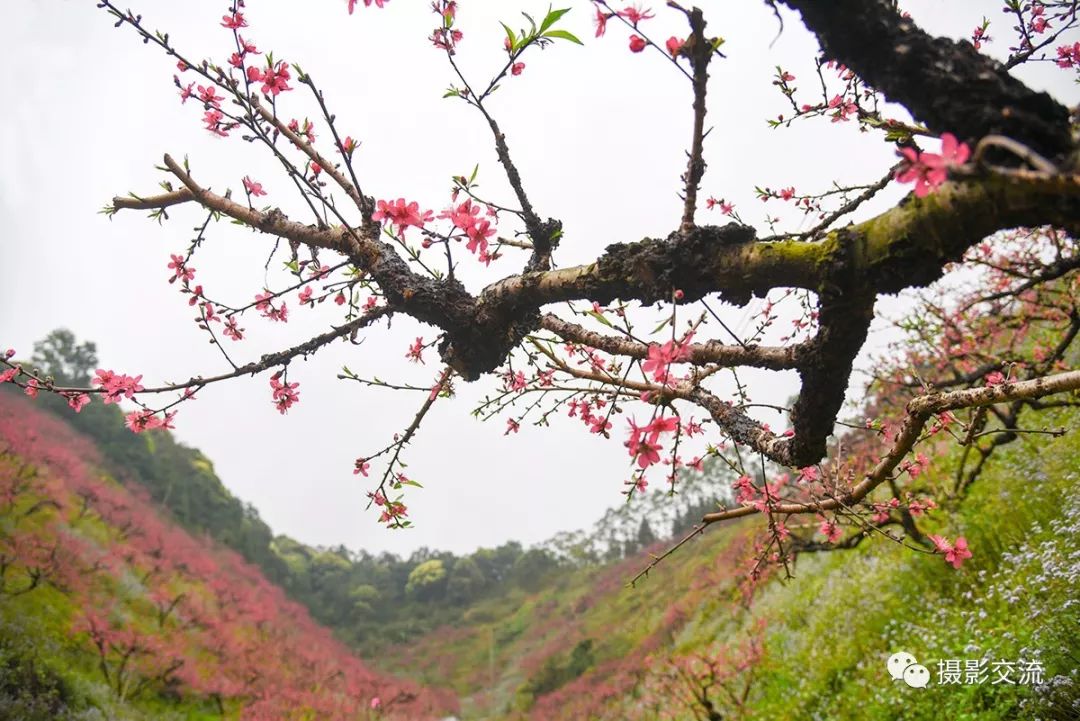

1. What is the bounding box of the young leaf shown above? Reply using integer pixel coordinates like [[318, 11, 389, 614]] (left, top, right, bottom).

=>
[[543, 29, 583, 45], [540, 6, 572, 33], [587, 309, 614, 328], [501, 22, 517, 51], [521, 11, 537, 35]]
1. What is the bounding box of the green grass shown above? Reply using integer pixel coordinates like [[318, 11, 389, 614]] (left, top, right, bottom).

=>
[[379, 409, 1080, 720], [4, 402, 1077, 720], [732, 411, 1080, 721]]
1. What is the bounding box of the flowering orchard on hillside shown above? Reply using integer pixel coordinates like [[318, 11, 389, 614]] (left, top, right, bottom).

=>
[[0, 394, 453, 719], [4, 1, 1080, 576]]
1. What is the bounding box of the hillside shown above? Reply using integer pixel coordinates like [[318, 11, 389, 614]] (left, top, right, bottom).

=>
[[0, 391, 456, 720], [380, 402, 1080, 720], [2, 353, 1079, 720], [9, 332, 724, 661]]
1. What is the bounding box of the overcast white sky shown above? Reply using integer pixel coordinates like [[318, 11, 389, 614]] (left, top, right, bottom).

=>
[[2, 1, 1075, 556]]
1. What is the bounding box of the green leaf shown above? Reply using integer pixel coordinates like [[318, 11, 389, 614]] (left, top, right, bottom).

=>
[[501, 22, 517, 51], [521, 11, 537, 35], [399, 478, 424, 488], [711, 37, 726, 52], [469, 163, 479, 184], [587, 309, 613, 328], [651, 318, 671, 334], [284, 260, 300, 272], [540, 6, 572, 33], [543, 29, 583, 45], [885, 128, 911, 143]]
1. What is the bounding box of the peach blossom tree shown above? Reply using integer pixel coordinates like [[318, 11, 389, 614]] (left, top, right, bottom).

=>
[[4, 0, 1080, 576]]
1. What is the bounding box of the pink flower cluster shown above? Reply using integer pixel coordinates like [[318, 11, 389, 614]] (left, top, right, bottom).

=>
[[733, 473, 790, 514], [1029, 2, 1049, 34], [177, 78, 234, 137], [595, 3, 662, 54], [625, 415, 678, 469], [255, 292, 289, 323], [895, 132, 971, 198], [168, 254, 195, 284], [438, 199, 497, 258], [818, 517, 842, 543], [223, 316, 245, 341], [348, 0, 387, 13], [221, 12, 247, 29], [705, 197, 735, 215], [1057, 42, 1080, 68], [124, 410, 176, 434], [928, 534, 972, 569], [248, 61, 292, 96], [369, 489, 408, 525], [406, 337, 425, 364], [567, 397, 613, 436], [269, 373, 300, 414], [642, 333, 694, 384], [92, 369, 145, 405], [243, 176, 267, 197], [827, 93, 858, 122], [228, 35, 260, 70], [373, 198, 434, 238]]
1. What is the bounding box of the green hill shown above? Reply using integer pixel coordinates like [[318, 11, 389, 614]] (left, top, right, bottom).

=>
[[372, 404, 1080, 720], [3, 331, 1079, 720], [0, 390, 456, 720]]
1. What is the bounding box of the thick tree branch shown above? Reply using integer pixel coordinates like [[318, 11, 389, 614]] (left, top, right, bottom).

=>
[[482, 173, 1080, 311], [113, 154, 1080, 470], [784, 286, 875, 466], [781, 0, 1073, 160]]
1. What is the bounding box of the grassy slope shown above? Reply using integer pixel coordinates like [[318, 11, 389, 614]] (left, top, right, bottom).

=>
[[2, 387, 1076, 720], [0, 392, 454, 720], [386, 407, 1080, 720]]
